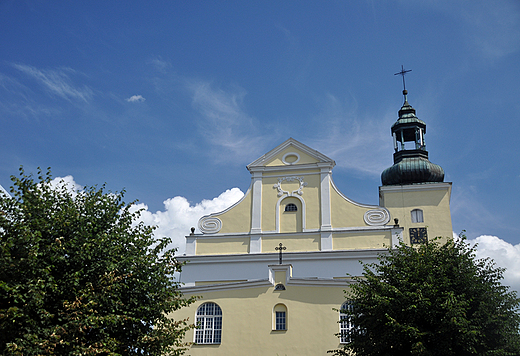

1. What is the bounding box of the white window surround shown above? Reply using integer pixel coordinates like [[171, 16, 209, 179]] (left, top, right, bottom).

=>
[[275, 195, 306, 232], [411, 209, 424, 223], [273, 304, 287, 330], [194, 302, 222, 344]]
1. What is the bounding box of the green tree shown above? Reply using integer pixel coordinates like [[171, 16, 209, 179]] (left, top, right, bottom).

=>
[[332, 237, 520, 356], [0, 168, 195, 355]]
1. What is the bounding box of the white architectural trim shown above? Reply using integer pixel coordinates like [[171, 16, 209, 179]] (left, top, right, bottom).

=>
[[320, 166, 332, 232], [247, 138, 335, 170], [391, 227, 403, 248], [180, 279, 272, 293], [320, 231, 333, 251], [248, 162, 334, 173], [282, 152, 300, 165], [250, 234, 262, 253], [275, 194, 306, 233], [184, 225, 395, 243], [250, 172, 263, 234], [268, 264, 293, 285], [287, 278, 352, 287], [185, 236, 196, 255], [178, 248, 385, 265], [379, 182, 452, 194]]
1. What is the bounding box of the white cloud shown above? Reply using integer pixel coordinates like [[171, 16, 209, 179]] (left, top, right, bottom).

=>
[[465, 234, 520, 295], [132, 188, 244, 254], [49, 175, 245, 255], [12, 64, 93, 102], [48, 175, 83, 197], [126, 95, 146, 103]]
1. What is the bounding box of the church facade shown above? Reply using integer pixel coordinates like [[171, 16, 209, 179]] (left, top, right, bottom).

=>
[[171, 90, 452, 355]]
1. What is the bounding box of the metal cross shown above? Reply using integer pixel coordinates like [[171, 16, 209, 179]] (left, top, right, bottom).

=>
[[394, 65, 412, 91], [275, 243, 286, 264]]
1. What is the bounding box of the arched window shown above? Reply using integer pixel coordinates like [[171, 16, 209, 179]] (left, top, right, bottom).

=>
[[285, 203, 298, 212], [411, 209, 424, 223], [195, 302, 222, 344], [273, 304, 287, 330], [340, 302, 354, 344]]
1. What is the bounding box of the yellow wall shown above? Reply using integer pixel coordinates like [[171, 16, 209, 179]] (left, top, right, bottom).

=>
[[330, 186, 372, 228], [265, 147, 320, 166], [216, 190, 252, 234], [171, 283, 349, 356], [381, 185, 452, 244], [333, 231, 392, 250], [196, 237, 250, 255], [262, 233, 321, 253]]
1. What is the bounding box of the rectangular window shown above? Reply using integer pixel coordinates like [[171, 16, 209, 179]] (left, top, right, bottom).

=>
[[275, 311, 286, 330]]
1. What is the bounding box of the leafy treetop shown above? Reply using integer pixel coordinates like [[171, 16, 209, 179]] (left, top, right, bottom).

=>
[[331, 236, 520, 356], [0, 168, 195, 356]]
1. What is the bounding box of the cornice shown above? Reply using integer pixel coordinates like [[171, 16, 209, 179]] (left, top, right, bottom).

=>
[[177, 248, 385, 264], [379, 182, 452, 193]]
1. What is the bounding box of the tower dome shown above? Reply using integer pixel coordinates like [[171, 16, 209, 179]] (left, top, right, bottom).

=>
[[381, 88, 444, 186]]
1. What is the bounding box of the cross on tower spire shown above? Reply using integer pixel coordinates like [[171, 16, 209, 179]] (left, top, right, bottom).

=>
[[275, 243, 286, 264], [394, 65, 412, 92]]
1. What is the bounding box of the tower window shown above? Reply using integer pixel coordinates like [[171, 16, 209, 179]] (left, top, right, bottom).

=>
[[195, 302, 222, 344], [411, 209, 424, 223], [273, 304, 287, 330], [285, 203, 297, 212]]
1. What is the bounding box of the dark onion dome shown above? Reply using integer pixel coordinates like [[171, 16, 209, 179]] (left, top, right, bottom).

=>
[[381, 89, 445, 186], [381, 151, 444, 185]]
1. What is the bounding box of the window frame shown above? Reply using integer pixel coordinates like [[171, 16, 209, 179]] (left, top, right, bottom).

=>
[[411, 209, 424, 223], [273, 303, 288, 331], [194, 302, 223, 344], [284, 203, 298, 212], [340, 302, 354, 344]]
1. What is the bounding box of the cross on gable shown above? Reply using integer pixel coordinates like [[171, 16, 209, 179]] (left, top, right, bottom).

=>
[[275, 243, 287, 264]]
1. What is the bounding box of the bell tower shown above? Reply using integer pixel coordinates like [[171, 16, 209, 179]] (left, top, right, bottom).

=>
[[379, 67, 452, 244], [381, 67, 444, 185]]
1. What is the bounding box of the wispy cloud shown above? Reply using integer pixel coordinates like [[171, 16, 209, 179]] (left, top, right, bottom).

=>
[[12, 63, 93, 102], [187, 80, 271, 162], [308, 93, 393, 176], [411, 0, 520, 60], [126, 95, 146, 103]]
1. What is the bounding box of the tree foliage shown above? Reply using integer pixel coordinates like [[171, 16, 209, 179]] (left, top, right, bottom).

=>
[[332, 237, 520, 356], [0, 168, 195, 355]]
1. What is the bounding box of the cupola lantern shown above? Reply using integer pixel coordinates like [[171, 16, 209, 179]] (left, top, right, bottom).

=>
[[381, 67, 444, 186]]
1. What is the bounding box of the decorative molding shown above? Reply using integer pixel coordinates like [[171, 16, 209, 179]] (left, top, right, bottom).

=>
[[379, 182, 452, 193], [197, 183, 253, 234], [198, 217, 223, 234], [363, 209, 391, 226], [273, 176, 308, 197], [282, 152, 301, 165], [177, 248, 385, 265], [180, 279, 272, 293]]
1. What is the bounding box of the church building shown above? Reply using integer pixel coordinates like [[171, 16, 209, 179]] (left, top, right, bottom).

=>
[[171, 88, 452, 355]]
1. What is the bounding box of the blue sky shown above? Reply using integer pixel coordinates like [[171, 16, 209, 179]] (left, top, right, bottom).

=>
[[1, 1, 520, 289]]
